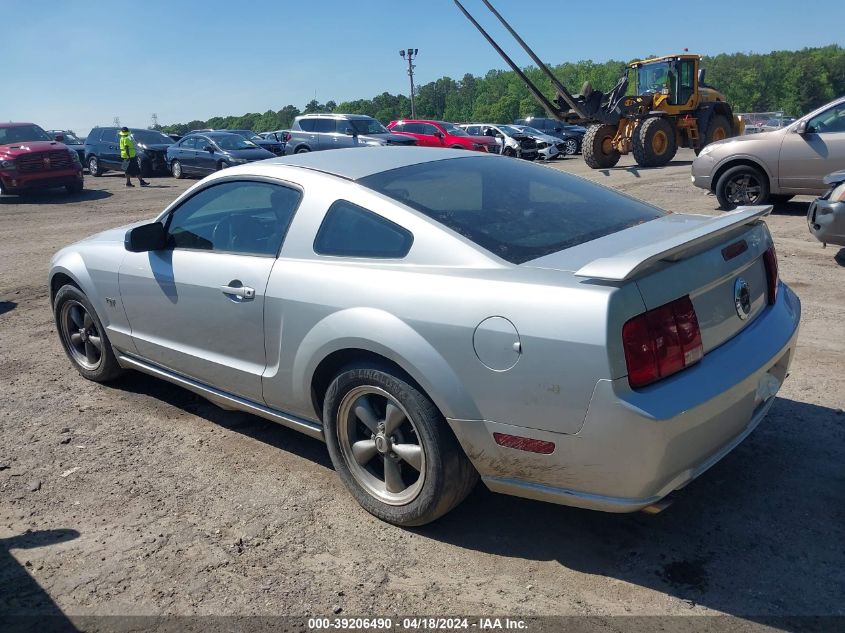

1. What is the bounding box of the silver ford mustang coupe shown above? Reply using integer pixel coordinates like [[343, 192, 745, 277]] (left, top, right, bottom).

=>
[[50, 147, 801, 526]]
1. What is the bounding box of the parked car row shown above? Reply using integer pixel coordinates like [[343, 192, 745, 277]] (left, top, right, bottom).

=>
[[167, 132, 276, 178]]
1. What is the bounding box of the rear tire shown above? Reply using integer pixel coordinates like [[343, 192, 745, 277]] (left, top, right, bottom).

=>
[[54, 285, 123, 383], [632, 117, 677, 167], [715, 164, 769, 210], [323, 366, 478, 526], [582, 124, 621, 169], [696, 114, 732, 155], [295, 146, 310, 154], [87, 156, 102, 177], [563, 138, 579, 155]]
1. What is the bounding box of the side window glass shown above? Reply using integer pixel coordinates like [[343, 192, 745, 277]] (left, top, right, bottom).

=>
[[676, 60, 694, 105], [102, 129, 118, 143], [391, 123, 405, 132], [314, 119, 335, 133], [181, 137, 197, 150], [298, 119, 315, 132], [421, 124, 439, 136], [314, 200, 413, 258], [808, 104, 845, 134], [166, 181, 302, 256]]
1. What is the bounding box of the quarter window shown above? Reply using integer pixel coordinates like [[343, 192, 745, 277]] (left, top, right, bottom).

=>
[[166, 181, 302, 256], [314, 200, 413, 258]]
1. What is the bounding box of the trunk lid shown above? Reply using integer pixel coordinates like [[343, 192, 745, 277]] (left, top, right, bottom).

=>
[[526, 207, 775, 353]]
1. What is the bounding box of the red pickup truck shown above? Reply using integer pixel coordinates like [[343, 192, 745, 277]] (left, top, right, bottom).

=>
[[0, 123, 84, 196]]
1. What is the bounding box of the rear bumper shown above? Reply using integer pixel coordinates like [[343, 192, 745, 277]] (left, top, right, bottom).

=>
[[448, 282, 801, 512], [807, 196, 845, 246], [0, 168, 83, 192]]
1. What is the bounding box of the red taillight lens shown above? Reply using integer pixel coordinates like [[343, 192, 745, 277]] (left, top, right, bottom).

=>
[[493, 432, 555, 454], [283, 132, 291, 142], [763, 244, 778, 305], [622, 295, 703, 389]]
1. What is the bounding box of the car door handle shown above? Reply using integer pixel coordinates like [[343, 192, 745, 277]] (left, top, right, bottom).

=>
[[220, 283, 256, 299]]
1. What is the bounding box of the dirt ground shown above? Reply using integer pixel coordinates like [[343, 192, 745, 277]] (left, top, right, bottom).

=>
[[1, 150, 843, 628]]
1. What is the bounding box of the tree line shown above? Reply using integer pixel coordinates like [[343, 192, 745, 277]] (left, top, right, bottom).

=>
[[157, 45, 845, 134]]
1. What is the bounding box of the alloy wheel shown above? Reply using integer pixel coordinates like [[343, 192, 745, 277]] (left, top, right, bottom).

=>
[[59, 300, 103, 370], [337, 386, 425, 505], [726, 173, 762, 205], [565, 139, 578, 155]]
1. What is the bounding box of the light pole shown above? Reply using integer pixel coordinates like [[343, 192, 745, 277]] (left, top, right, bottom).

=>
[[399, 48, 418, 118]]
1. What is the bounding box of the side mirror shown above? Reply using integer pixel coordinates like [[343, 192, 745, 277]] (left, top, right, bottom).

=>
[[344, 127, 356, 136], [796, 121, 809, 135], [125, 222, 167, 253], [54, 134, 64, 142], [697, 68, 706, 85], [204, 145, 214, 152], [434, 130, 444, 138]]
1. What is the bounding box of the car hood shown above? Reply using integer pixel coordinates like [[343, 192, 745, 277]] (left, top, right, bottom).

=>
[[78, 220, 152, 246], [0, 140, 69, 157], [226, 148, 276, 158], [523, 213, 718, 273], [137, 143, 172, 152], [361, 133, 416, 145], [704, 127, 787, 153]]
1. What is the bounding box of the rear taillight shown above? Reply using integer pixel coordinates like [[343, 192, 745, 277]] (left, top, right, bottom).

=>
[[622, 295, 703, 389], [283, 132, 291, 142], [763, 244, 778, 305]]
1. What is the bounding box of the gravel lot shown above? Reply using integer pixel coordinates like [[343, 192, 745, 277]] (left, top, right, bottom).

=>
[[1, 150, 843, 628]]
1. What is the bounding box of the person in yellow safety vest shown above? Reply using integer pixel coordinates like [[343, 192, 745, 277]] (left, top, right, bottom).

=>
[[119, 127, 148, 187]]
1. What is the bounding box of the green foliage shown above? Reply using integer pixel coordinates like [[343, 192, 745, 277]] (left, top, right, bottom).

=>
[[158, 45, 844, 133]]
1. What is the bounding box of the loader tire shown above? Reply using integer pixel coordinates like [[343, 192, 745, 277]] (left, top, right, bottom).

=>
[[582, 124, 620, 169], [632, 117, 677, 167], [695, 115, 732, 155]]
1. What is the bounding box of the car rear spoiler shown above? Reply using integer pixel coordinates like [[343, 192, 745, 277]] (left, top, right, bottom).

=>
[[574, 206, 773, 282]]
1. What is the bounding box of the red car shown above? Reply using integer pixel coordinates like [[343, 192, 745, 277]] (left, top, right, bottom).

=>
[[387, 119, 498, 153], [0, 123, 84, 196]]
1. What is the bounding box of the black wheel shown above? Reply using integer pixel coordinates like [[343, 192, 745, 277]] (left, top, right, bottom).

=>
[[216, 161, 229, 171], [768, 194, 794, 206], [295, 146, 311, 154], [696, 114, 732, 155], [450, 145, 464, 149], [323, 366, 478, 526], [54, 285, 123, 382], [502, 146, 516, 157], [715, 165, 770, 210], [632, 117, 677, 167], [87, 155, 102, 177], [65, 181, 83, 195], [563, 138, 579, 155], [582, 124, 621, 168], [171, 160, 184, 179]]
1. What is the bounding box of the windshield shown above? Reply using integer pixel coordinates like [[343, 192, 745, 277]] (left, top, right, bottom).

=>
[[0, 124, 52, 144], [518, 126, 543, 135], [497, 125, 520, 136], [360, 157, 663, 264], [636, 61, 673, 94], [133, 130, 174, 145], [60, 132, 82, 144], [350, 119, 389, 135], [229, 130, 263, 141], [211, 135, 257, 150], [439, 122, 469, 136]]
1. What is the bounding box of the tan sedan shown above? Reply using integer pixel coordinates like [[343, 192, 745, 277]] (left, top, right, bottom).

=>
[[692, 96, 845, 209]]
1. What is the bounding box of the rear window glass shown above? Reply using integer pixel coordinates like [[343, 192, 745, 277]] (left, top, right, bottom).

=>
[[358, 156, 663, 264]]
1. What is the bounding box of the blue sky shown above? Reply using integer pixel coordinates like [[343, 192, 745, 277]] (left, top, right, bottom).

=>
[[7, 0, 844, 135]]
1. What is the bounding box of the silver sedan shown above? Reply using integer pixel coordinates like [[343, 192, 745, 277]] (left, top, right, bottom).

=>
[[50, 147, 801, 525]]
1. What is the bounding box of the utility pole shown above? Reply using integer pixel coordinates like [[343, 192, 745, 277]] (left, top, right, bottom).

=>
[[113, 116, 120, 127], [151, 113, 159, 128], [399, 48, 418, 118]]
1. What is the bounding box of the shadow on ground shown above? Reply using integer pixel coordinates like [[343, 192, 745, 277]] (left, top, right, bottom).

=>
[[0, 189, 112, 205], [0, 301, 16, 316], [0, 529, 80, 632]]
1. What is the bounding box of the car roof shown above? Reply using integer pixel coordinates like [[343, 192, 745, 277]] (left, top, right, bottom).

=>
[[260, 146, 493, 181], [1, 122, 38, 128], [296, 113, 373, 120]]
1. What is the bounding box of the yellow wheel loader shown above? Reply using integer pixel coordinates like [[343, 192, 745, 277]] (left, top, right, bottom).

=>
[[455, 0, 744, 169]]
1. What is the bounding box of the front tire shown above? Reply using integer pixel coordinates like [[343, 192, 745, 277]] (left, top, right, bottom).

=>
[[171, 160, 184, 179], [323, 366, 477, 526], [563, 138, 579, 155], [715, 164, 769, 210], [632, 117, 677, 167], [54, 285, 123, 382], [87, 156, 102, 177], [295, 146, 311, 154], [582, 124, 621, 168], [696, 114, 732, 155]]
